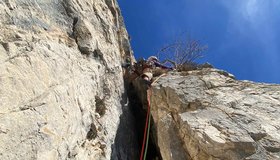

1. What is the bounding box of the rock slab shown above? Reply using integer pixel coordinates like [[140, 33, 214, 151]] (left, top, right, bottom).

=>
[[151, 68, 280, 160]]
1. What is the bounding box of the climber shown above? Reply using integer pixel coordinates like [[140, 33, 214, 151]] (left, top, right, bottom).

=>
[[141, 56, 173, 84], [122, 56, 173, 85]]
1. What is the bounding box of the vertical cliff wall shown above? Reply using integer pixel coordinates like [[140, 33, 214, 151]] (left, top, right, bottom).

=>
[[0, 0, 135, 159]]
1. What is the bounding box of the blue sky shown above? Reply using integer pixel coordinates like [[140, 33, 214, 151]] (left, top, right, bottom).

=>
[[118, 0, 280, 84]]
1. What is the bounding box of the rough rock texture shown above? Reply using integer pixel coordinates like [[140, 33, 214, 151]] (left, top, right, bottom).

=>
[[2, 1, 280, 160], [150, 68, 280, 160], [0, 0, 137, 159]]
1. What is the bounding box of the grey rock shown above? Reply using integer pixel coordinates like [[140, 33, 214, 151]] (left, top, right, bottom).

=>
[[0, 0, 136, 160], [149, 68, 280, 160]]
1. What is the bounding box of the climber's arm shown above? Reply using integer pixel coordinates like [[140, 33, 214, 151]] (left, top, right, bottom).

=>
[[161, 59, 177, 68], [154, 61, 173, 70]]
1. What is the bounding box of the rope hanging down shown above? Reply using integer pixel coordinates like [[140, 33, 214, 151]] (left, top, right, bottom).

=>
[[144, 89, 152, 160], [140, 74, 166, 160], [139, 89, 152, 160]]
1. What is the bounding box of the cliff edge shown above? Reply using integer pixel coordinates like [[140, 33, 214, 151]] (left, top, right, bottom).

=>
[[147, 68, 280, 160], [1, 1, 280, 160]]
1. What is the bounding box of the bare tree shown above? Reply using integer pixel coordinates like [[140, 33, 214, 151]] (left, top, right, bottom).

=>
[[157, 35, 207, 71]]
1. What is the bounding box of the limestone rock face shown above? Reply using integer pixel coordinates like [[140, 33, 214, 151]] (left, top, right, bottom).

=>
[[0, 0, 135, 159], [151, 68, 280, 160]]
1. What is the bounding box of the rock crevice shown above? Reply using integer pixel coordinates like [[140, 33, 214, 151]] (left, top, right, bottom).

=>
[[1, 1, 280, 160]]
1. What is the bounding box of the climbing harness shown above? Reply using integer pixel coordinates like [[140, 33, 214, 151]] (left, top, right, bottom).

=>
[[139, 74, 167, 160]]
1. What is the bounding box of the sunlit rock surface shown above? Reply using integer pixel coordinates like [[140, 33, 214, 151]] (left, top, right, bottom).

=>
[[0, 0, 136, 159], [150, 68, 280, 160], [1, 0, 280, 160]]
